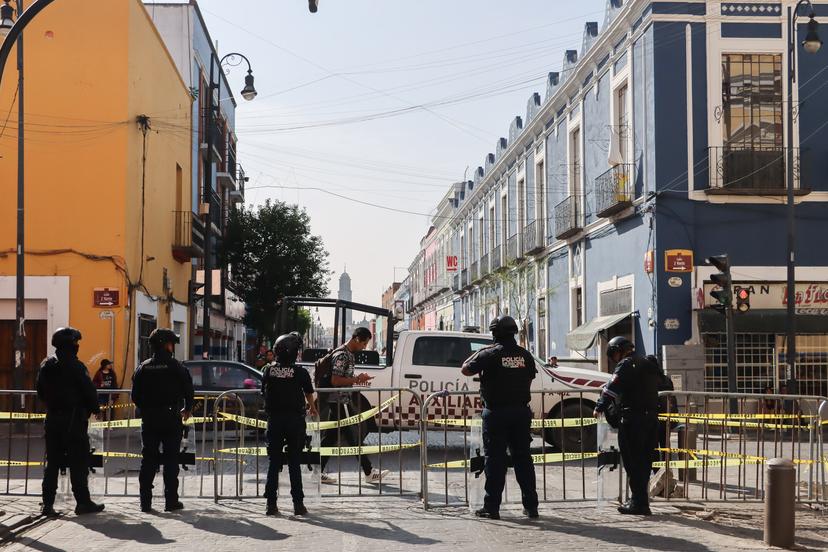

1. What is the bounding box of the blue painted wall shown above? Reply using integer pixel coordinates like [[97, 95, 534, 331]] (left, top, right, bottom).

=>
[[546, 249, 570, 356], [797, 22, 828, 193], [583, 72, 612, 227]]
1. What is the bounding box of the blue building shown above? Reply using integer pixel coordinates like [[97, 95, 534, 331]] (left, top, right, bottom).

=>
[[149, 1, 249, 361], [407, 0, 828, 397]]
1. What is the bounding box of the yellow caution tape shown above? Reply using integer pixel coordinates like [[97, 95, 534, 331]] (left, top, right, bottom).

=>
[[0, 412, 45, 420], [217, 395, 400, 432], [217, 441, 420, 457], [0, 459, 44, 467], [660, 412, 814, 420], [658, 415, 811, 430], [429, 417, 598, 429], [89, 418, 143, 429], [428, 451, 599, 469]]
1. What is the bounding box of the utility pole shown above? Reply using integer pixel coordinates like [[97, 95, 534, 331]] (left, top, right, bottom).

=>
[[201, 56, 215, 360]]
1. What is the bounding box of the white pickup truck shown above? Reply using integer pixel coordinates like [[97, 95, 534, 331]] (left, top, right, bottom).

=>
[[307, 330, 611, 451]]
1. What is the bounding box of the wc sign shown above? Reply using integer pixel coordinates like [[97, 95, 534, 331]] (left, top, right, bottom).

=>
[[446, 255, 458, 272]]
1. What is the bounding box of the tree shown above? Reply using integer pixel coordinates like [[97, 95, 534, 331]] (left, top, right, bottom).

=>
[[221, 200, 330, 345]]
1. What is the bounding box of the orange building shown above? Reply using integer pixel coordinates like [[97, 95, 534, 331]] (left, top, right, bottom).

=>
[[0, 0, 194, 389]]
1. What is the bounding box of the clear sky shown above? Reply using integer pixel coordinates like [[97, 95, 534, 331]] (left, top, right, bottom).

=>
[[164, 0, 607, 309]]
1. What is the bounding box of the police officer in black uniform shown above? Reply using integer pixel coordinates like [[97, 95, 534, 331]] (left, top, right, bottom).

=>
[[593, 336, 660, 515], [262, 332, 317, 516], [36, 327, 106, 516], [461, 316, 539, 520], [132, 328, 194, 513]]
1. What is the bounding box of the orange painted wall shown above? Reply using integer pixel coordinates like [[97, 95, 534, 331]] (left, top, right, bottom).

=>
[[0, 0, 192, 387]]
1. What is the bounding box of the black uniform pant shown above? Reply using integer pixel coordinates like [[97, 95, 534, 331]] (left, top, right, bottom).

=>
[[42, 414, 92, 506], [482, 406, 538, 512], [319, 401, 372, 475], [265, 413, 306, 504], [619, 414, 658, 507], [139, 409, 183, 504]]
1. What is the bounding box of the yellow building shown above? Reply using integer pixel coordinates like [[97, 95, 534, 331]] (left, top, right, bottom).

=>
[[0, 0, 194, 389]]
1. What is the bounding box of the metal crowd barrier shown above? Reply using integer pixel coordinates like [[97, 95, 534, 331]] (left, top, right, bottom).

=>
[[420, 389, 611, 510], [0, 389, 232, 499], [211, 387, 422, 502], [652, 391, 828, 505]]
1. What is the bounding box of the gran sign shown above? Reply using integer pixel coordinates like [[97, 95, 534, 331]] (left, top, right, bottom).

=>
[[702, 282, 828, 314]]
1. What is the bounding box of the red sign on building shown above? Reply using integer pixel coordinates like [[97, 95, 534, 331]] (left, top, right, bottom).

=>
[[446, 255, 458, 272], [93, 288, 120, 308], [664, 249, 694, 273]]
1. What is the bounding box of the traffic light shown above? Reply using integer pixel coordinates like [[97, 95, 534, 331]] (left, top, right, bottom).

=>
[[736, 287, 751, 313], [309, 0, 319, 12], [707, 254, 732, 313]]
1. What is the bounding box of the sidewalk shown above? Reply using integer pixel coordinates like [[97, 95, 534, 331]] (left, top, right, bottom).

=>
[[1, 496, 826, 551]]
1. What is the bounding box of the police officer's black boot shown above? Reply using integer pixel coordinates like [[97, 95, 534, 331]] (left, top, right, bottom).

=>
[[617, 501, 652, 516], [140, 491, 153, 513], [474, 508, 500, 520], [74, 501, 105, 515], [293, 501, 308, 516], [266, 501, 279, 516], [522, 507, 539, 519], [40, 499, 58, 518], [164, 500, 184, 512]]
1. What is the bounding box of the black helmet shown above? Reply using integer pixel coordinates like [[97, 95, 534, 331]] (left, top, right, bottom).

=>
[[52, 327, 82, 349], [489, 316, 519, 337], [274, 332, 303, 362], [606, 336, 634, 358], [149, 328, 180, 348]]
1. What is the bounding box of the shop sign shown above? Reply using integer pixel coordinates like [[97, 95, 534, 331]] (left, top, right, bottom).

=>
[[446, 255, 458, 272], [701, 282, 828, 314]]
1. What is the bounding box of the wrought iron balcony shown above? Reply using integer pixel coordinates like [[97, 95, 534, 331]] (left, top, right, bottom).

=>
[[452, 273, 460, 292], [461, 268, 469, 288], [522, 220, 544, 255], [595, 163, 634, 217], [554, 195, 582, 240], [469, 261, 479, 283], [479, 253, 489, 278], [490, 244, 503, 271], [507, 235, 522, 262], [707, 146, 805, 194], [172, 211, 204, 263]]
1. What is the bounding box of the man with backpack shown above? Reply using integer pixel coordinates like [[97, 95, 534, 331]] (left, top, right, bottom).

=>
[[315, 327, 389, 484]]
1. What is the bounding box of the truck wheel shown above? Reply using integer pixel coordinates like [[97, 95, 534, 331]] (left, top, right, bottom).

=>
[[543, 402, 598, 453]]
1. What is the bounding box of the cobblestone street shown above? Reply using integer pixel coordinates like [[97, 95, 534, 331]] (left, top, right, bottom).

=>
[[1, 495, 826, 551]]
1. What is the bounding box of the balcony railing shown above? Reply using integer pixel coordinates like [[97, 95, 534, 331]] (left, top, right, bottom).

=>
[[172, 211, 203, 262], [479, 253, 489, 278], [229, 164, 246, 203], [507, 235, 521, 262], [470, 261, 479, 283], [596, 163, 634, 217], [554, 195, 582, 240], [452, 273, 460, 292], [490, 244, 503, 271], [461, 268, 469, 288], [522, 220, 544, 255], [708, 146, 802, 193]]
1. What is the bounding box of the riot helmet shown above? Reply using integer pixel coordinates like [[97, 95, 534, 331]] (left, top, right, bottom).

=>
[[52, 327, 82, 351], [274, 332, 303, 363], [149, 328, 180, 351], [489, 316, 519, 339], [606, 336, 634, 359]]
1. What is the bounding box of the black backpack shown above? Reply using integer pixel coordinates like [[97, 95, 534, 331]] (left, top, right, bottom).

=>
[[313, 345, 347, 388]]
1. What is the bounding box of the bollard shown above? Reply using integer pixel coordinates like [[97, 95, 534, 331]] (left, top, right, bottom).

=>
[[764, 458, 795, 549], [677, 423, 697, 482]]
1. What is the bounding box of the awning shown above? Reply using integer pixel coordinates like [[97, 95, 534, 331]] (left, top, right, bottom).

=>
[[566, 312, 632, 351], [698, 309, 828, 334]]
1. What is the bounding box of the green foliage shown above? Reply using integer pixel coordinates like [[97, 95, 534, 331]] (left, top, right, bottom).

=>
[[221, 200, 330, 342]]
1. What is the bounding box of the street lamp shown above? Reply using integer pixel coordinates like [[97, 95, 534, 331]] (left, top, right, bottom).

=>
[[0, 2, 14, 36], [786, 0, 821, 394], [201, 51, 256, 359]]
